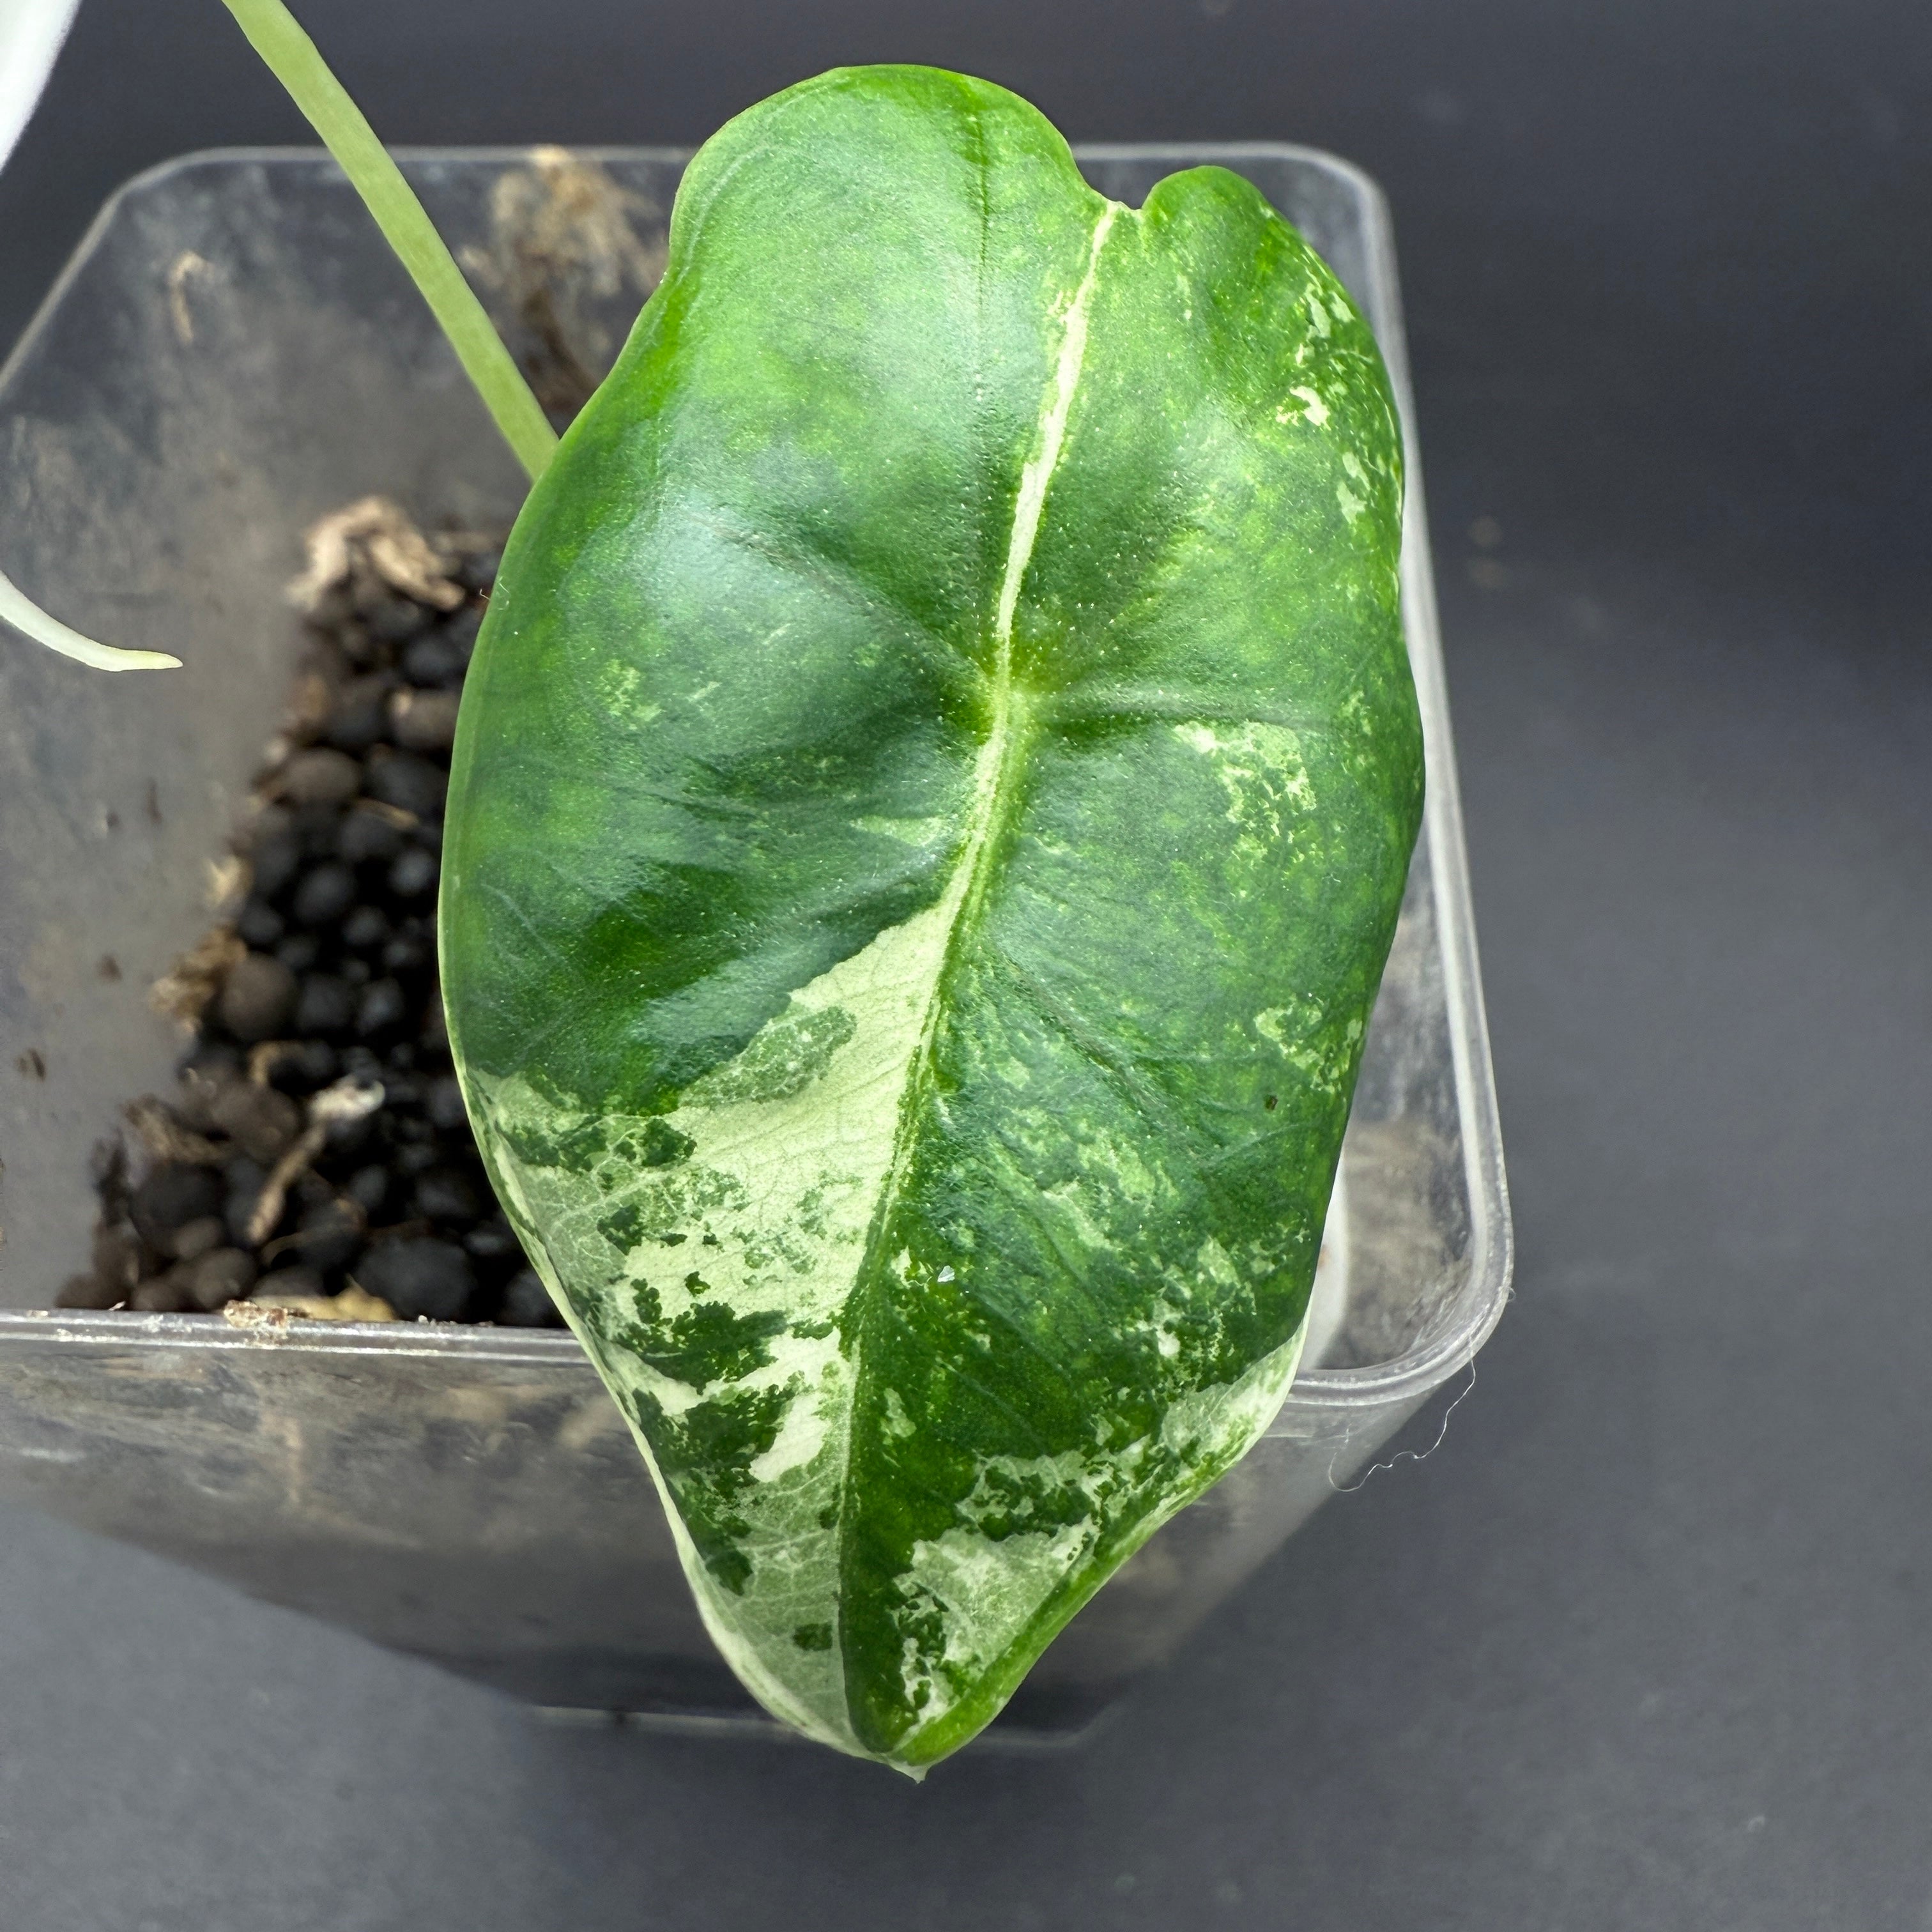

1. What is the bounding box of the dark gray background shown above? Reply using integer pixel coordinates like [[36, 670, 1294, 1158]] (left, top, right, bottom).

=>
[[3, 2, 1929, 1926]]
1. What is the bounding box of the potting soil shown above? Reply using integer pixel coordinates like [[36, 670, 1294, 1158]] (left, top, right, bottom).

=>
[[56, 512, 561, 1328]]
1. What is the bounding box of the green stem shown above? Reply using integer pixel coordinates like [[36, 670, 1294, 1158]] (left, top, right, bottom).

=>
[[220, 0, 558, 482]]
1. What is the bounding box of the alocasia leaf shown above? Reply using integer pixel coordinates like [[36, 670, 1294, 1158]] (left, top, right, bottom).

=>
[[441, 65, 1422, 1772]]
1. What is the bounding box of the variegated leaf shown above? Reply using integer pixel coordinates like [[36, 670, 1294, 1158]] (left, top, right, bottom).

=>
[[441, 65, 1421, 1772]]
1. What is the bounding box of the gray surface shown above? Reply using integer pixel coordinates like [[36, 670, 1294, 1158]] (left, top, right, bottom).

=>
[[2, 1, 1929, 1927]]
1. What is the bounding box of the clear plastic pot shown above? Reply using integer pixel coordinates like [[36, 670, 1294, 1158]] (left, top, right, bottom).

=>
[[0, 146, 1510, 1738]]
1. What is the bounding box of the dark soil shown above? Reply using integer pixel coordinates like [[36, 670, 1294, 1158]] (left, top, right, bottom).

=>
[[56, 515, 561, 1329]]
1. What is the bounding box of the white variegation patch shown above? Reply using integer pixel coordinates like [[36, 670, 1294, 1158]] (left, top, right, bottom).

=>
[[1174, 719, 1317, 861], [471, 878, 976, 1753], [898, 1520, 1093, 1725], [887, 1289, 1315, 1738], [1255, 999, 1362, 1100], [1287, 383, 1330, 426], [1157, 1315, 1308, 1464]]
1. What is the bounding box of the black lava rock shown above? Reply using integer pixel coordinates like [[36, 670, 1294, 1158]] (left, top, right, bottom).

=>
[[295, 972, 356, 1038], [75, 534, 521, 1329], [217, 952, 297, 1042], [249, 827, 303, 899], [365, 595, 429, 647], [294, 1200, 364, 1275], [356, 1237, 476, 1321], [425, 1076, 468, 1133], [401, 632, 465, 689], [90, 1223, 145, 1295], [264, 1038, 339, 1094], [130, 1163, 224, 1246], [346, 1165, 392, 1218], [56, 1273, 128, 1310], [293, 860, 358, 928], [390, 687, 461, 753], [130, 1275, 190, 1314], [498, 1269, 562, 1327], [256, 1262, 326, 1300], [180, 1246, 257, 1312], [378, 1070, 422, 1109], [291, 801, 346, 857], [334, 620, 381, 670], [207, 1080, 302, 1163], [280, 747, 362, 807], [364, 753, 445, 819], [382, 928, 433, 974], [393, 1141, 440, 1178], [175, 1049, 246, 1131], [337, 807, 404, 866], [454, 551, 500, 594], [413, 1166, 481, 1225], [178, 1039, 247, 1085], [387, 846, 438, 901], [323, 675, 395, 755], [356, 977, 408, 1039], [236, 896, 286, 948], [167, 1216, 227, 1264], [341, 904, 388, 952], [464, 1218, 523, 1264], [321, 1105, 379, 1160], [443, 603, 486, 651], [274, 934, 322, 974], [420, 985, 449, 1054]]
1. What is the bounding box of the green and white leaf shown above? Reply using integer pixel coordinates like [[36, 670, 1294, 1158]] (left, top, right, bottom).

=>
[[441, 65, 1422, 1772]]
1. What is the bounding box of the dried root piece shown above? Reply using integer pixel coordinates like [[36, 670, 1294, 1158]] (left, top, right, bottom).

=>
[[460, 148, 666, 418], [150, 926, 247, 1029], [221, 1301, 293, 1336], [204, 854, 249, 917], [246, 1284, 398, 1323], [286, 496, 465, 615], [123, 1096, 224, 1167], [244, 1073, 386, 1246]]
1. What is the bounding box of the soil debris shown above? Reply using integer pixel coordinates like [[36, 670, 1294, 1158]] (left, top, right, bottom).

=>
[[461, 148, 666, 419], [150, 926, 247, 1029], [123, 1096, 224, 1167], [165, 250, 213, 345], [247, 1284, 399, 1323], [286, 496, 466, 616]]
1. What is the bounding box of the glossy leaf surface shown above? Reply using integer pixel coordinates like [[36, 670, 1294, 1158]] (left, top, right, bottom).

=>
[[441, 66, 1422, 1771]]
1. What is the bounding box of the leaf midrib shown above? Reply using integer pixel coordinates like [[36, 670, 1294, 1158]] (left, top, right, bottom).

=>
[[829, 197, 1124, 1727]]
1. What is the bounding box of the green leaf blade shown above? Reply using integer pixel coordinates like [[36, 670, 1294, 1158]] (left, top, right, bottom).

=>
[[441, 66, 1422, 1771]]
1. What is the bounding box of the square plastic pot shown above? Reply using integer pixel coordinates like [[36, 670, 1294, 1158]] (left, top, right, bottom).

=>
[[0, 145, 1510, 1740]]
